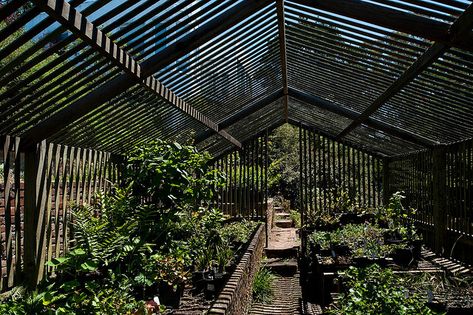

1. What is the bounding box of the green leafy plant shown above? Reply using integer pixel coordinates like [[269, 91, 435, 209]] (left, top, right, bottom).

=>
[[310, 223, 404, 259], [378, 192, 420, 242], [327, 264, 444, 315], [220, 220, 258, 245], [252, 266, 275, 304], [290, 210, 301, 228]]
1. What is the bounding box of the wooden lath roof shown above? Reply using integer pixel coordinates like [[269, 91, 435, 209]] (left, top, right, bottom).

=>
[[1, 0, 473, 157]]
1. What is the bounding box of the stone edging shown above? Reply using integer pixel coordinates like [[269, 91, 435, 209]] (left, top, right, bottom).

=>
[[208, 224, 265, 315]]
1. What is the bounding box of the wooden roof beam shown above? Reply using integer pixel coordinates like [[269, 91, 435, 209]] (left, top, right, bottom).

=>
[[24, 0, 241, 149], [292, 0, 473, 52], [276, 0, 289, 122], [209, 118, 286, 162], [288, 88, 438, 148], [336, 3, 473, 139], [195, 89, 285, 144], [196, 86, 436, 148]]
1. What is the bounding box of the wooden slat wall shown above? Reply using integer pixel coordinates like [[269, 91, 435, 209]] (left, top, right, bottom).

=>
[[388, 138, 473, 265], [298, 126, 383, 219], [211, 134, 269, 220], [388, 150, 435, 250], [0, 135, 119, 291]]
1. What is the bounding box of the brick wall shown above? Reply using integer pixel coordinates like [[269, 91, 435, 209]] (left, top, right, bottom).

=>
[[208, 223, 265, 315]]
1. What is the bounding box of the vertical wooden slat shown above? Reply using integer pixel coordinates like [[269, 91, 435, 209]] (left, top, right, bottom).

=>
[[239, 150, 243, 217], [337, 142, 341, 191], [308, 130, 313, 214], [383, 158, 390, 205], [321, 134, 325, 211], [242, 148, 247, 218], [362, 150, 366, 206], [56, 146, 68, 260], [341, 142, 345, 195], [468, 141, 472, 236], [35, 142, 54, 283], [47, 145, 61, 272], [233, 151, 238, 217], [299, 125, 303, 216], [46, 145, 62, 271], [264, 130, 269, 245], [251, 139, 255, 218], [255, 138, 258, 218], [317, 132, 322, 211], [303, 128, 308, 216], [24, 145, 38, 287], [229, 152, 233, 217], [350, 147, 354, 202], [367, 154, 371, 207], [433, 146, 447, 255], [13, 138, 21, 284], [80, 149, 88, 205], [3, 136, 15, 287]]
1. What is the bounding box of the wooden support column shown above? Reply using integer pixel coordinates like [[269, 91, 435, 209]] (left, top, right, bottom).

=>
[[23, 141, 48, 287], [432, 146, 447, 256], [382, 157, 390, 205]]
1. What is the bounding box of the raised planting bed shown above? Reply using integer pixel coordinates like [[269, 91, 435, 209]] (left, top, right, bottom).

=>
[[323, 263, 473, 315], [188, 220, 261, 300], [208, 223, 265, 315]]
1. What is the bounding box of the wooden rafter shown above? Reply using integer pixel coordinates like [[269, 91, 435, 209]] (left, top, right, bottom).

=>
[[337, 3, 473, 139], [195, 90, 284, 144], [24, 0, 245, 148]]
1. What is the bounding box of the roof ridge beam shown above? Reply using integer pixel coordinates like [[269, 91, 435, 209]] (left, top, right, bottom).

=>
[[288, 88, 438, 148], [196, 87, 436, 148], [337, 3, 473, 140], [276, 0, 289, 122], [24, 0, 241, 148], [291, 0, 473, 52]]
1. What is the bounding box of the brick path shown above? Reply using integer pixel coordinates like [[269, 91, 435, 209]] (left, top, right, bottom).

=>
[[249, 206, 302, 315]]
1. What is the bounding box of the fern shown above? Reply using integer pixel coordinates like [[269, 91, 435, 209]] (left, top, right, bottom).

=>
[[71, 188, 139, 267]]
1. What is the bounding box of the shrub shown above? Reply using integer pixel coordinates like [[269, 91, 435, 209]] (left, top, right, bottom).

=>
[[252, 266, 275, 304], [327, 264, 443, 315], [0, 140, 229, 313], [290, 210, 301, 228]]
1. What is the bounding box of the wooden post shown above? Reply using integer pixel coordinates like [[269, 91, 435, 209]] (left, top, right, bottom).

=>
[[382, 157, 391, 205], [432, 146, 447, 256], [23, 141, 46, 287]]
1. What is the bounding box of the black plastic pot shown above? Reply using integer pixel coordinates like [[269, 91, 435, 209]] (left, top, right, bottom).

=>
[[383, 230, 405, 244], [410, 239, 422, 259], [158, 282, 184, 308], [353, 256, 388, 268], [225, 262, 236, 274], [203, 271, 228, 299], [390, 248, 415, 267], [315, 222, 341, 232], [192, 271, 206, 292], [330, 244, 351, 257]]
